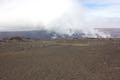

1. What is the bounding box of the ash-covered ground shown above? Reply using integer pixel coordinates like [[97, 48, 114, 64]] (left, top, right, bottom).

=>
[[0, 38, 120, 80]]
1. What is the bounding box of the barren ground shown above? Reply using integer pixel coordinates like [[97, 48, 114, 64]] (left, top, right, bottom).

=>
[[0, 39, 120, 80]]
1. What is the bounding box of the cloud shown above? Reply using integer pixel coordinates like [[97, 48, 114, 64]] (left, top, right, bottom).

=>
[[0, 0, 72, 25], [81, 0, 120, 28], [0, 0, 120, 32]]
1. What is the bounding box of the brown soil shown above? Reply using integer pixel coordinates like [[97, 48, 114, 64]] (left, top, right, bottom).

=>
[[0, 39, 120, 80]]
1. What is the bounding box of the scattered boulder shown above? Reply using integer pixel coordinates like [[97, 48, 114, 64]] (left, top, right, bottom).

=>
[[9, 37, 24, 41]]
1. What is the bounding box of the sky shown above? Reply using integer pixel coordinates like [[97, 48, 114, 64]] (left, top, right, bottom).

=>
[[0, 0, 120, 31]]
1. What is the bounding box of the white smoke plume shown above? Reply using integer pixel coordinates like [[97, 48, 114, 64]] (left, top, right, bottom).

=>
[[0, 0, 112, 38], [46, 0, 111, 38]]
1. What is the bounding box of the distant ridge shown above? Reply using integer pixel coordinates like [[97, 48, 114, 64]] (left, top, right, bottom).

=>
[[0, 30, 84, 39], [96, 28, 120, 38], [0, 28, 120, 39]]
